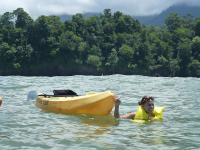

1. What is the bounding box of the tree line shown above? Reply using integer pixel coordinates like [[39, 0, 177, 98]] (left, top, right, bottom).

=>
[[0, 8, 200, 77]]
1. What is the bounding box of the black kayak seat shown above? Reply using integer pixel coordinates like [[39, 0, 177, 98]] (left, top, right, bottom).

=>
[[53, 90, 78, 96]]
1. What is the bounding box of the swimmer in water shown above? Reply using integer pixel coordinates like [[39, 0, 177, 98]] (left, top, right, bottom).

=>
[[114, 96, 154, 119]]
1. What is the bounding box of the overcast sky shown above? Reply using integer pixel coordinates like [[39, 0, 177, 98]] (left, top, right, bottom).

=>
[[1, 0, 200, 20]]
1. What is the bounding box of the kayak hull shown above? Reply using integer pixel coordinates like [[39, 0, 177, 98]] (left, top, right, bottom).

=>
[[35, 90, 116, 116]]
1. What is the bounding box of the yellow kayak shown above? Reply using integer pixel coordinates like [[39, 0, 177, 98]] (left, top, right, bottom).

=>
[[35, 90, 116, 116]]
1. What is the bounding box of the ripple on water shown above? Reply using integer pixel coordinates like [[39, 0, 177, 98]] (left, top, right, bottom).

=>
[[0, 75, 200, 149]]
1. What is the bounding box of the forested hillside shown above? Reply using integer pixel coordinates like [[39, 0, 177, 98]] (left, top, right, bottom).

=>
[[0, 8, 200, 77], [144, 4, 200, 27], [59, 4, 200, 27]]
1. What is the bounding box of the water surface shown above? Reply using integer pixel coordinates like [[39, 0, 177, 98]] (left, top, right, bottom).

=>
[[0, 75, 199, 149]]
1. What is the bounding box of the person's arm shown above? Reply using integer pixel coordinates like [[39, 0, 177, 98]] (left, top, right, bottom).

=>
[[120, 112, 136, 119], [0, 97, 2, 106], [114, 97, 121, 118], [114, 97, 136, 119]]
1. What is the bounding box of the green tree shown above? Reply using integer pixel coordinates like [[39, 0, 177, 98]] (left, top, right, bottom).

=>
[[113, 11, 122, 21], [30, 15, 61, 61], [13, 8, 33, 29], [64, 20, 76, 32], [72, 13, 85, 36], [182, 13, 194, 29], [116, 33, 126, 49], [164, 12, 182, 32], [87, 55, 102, 67], [172, 28, 186, 57], [100, 9, 112, 25], [25, 44, 34, 59], [105, 48, 119, 72], [47, 15, 61, 37], [59, 31, 75, 56], [177, 38, 192, 76], [189, 59, 200, 76], [157, 55, 169, 75], [58, 30, 82, 64], [47, 36, 59, 58], [88, 45, 102, 56], [100, 9, 115, 36], [102, 22, 115, 36], [114, 12, 140, 34], [118, 44, 134, 59], [85, 15, 101, 35], [77, 42, 88, 61], [4, 46, 18, 69], [114, 13, 127, 33], [31, 15, 49, 54], [141, 28, 149, 43], [137, 42, 152, 73], [169, 59, 180, 76], [159, 28, 172, 44], [194, 20, 200, 37], [0, 12, 14, 29], [191, 36, 200, 61], [0, 42, 10, 67]]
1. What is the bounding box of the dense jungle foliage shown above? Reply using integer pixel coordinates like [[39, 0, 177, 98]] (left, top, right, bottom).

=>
[[0, 8, 200, 77]]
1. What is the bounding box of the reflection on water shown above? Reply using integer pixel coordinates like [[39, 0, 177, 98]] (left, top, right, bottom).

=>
[[37, 111, 120, 147], [72, 114, 119, 145], [36, 110, 168, 148], [77, 114, 119, 127], [134, 127, 167, 145], [43, 111, 119, 127]]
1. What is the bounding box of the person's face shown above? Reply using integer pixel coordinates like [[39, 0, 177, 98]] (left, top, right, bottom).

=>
[[142, 99, 154, 114]]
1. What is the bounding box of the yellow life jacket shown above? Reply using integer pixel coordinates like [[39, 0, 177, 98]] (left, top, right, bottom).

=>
[[130, 106, 165, 123]]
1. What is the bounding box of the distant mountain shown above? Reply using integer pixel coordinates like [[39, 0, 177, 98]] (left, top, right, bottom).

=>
[[58, 4, 200, 27], [59, 12, 100, 22], [142, 4, 200, 27], [131, 15, 158, 25]]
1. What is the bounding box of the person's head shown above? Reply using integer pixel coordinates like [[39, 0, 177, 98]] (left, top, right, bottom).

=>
[[138, 96, 154, 114]]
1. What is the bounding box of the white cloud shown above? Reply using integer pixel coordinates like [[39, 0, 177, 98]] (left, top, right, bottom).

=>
[[0, 0, 200, 20]]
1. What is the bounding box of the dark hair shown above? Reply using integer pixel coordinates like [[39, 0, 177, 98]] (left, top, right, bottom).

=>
[[138, 96, 154, 105]]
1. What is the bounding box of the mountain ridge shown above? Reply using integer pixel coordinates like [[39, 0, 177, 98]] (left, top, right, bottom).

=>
[[58, 4, 200, 27]]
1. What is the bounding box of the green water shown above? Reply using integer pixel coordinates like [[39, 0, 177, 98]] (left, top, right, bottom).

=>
[[0, 75, 199, 150]]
